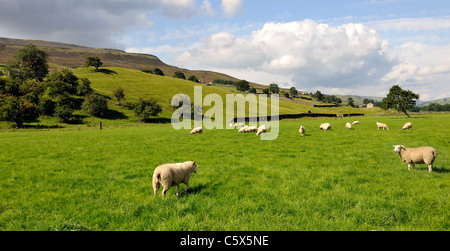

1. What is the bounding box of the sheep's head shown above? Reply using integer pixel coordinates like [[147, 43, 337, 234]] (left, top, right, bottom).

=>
[[192, 162, 197, 173], [393, 145, 406, 153]]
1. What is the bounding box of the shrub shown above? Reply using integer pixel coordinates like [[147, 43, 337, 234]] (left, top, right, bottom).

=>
[[54, 105, 73, 123], [134, 98, 162, 121], [82, 93, 108, 117]]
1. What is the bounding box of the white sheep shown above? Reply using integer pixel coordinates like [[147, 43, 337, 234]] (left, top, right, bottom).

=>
[[393, 145, 437, 172], [238, 126, 248, 133], [346, 122, 353, 130], [402, 122, 412, 130], [352, 121, 360, 125], [153, 161, 197, 198], [190, 127, 203, 135], [256, 125, 267, 136], [245, 126, 258, 133], [299, 126, 306, 136], [320, 123, 331, 131], [376, 122, 389, 130]]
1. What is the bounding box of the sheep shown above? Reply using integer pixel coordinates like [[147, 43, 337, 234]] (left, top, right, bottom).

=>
[[245, 126, 258, 133], [376, 122, 389, 130], [393, 145, 437, 172], [190, 127, 203, 135], [352, 121, 360, 125], [153, 161, 198, 198], [238, 126, 248, 133], [402, 122, 412, 130], [346, 122, 353, 130], [256, 125, 267, 136], [299, 126, 306, 136], [320, 123, 331, 131]]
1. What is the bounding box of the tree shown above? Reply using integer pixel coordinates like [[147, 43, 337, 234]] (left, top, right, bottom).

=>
[[249, 88, 257, 94], [188, 75, 199, 83], [85, 57, 103, 72], [0, 96, 39, 128], [269, 83, 280, 94], [173, 71, 186, 80], [347, 97, 355, 107], [381, 85, 420, 118], [113, 87, 125, 106], [5, 44, 49, 81], [262, 89, 270, 95], [289, 87, 298, 97], [82, 93, 109, 117], [312, 90, 324, 101], [235, 80, 250, 92], [134, 98, 162, 121], [154, 68, 164, 76]]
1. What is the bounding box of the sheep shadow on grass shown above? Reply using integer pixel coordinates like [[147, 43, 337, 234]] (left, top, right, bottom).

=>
[[178, 184, 209, 198]]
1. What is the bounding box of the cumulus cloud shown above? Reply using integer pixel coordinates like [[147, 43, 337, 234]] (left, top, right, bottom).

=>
[[222, 0, 243, 16], [176, 20, 396, 94]]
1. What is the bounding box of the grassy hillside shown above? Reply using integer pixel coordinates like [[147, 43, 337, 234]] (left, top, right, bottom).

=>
[[1, 114, 448, 230]]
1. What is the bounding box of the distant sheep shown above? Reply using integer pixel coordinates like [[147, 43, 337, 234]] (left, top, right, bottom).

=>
[[190, 127, 203, 135], [153, 161, 198, 198], [256, 125, 267, 136], [299, 126, 306, 136], [402, 122, 412, 130], [352, 121, 360, 125], [320, 123, 331, 131], [238, 126, 248, 133], [393, 145, 437, 172], [346, 122, 353, 130], [245, 126, 258, 133], [376, 122, 389, 130]]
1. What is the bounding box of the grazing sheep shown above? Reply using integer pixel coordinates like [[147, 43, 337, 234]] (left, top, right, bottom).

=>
[[299, 126, 306, 136], [352, 121, 360, 125], [238, 126, 248, 133], [402, 122, 412, 130], [346, 122, 353, 130], [320, 123, 331, 131], [376, 122, 389, 130], [190, 127, 203, 135], [153, 161, 198, 198], [245, 126, 258, 133], [393, 145, 437, 172], [256, 125, 267, 136]]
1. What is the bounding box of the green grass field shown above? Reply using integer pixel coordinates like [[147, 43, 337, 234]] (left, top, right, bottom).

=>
[[1, 114, 448, 231]]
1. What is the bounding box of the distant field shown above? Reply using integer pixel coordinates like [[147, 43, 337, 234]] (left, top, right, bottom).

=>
[[1, 114, 448, 230]]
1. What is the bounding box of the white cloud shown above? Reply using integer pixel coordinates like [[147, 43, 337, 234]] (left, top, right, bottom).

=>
[[221, 0, 243, 16], [201, 0, 216, 16], [365, 16, 450, 32]]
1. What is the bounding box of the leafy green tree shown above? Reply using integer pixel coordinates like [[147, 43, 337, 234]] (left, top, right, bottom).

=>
[[249, 88, 257, 94], [5, 44, 49, 81], [188, 75, 199, 83], [269, 83, 280, 94], [77, 78, 93, 96], [113, 87, 125, 106], [0, 96, 39, 128], [347, 97, 355, 107], [82, 93, 108, 117], [312, 90, 324, 101], [262, 88, 270, 95], [235, 80, 250, 92], [173, 71, 186, 80], [54, 104, 73, 123], [381, 85, 420, 118], [289, 87, 298, 97], [85, 57, 103, 72], [134, 98, 162, 121], [154, 68, 164, 76]]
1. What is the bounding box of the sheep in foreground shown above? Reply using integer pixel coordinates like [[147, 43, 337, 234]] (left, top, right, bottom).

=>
[[376, 122, 389, 130], [190, 127, 203, 135], [402, 122, 412, 130], [256, 125, 267, 136], [346, 122, 353, 130], [320, 123, 331, 131], [153, 161, 197, 198], [299, 126, 306, 136], [393, 145, 437, 172], [238, 126, 248, 133]]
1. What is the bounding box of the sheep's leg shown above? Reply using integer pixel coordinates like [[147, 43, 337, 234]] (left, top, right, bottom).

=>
[[428, 164, 433, 173], [183, 181, 190, 194], [408, 164, 411, 171], [176, 185, 180, 197], [162, 187, 169, 199]]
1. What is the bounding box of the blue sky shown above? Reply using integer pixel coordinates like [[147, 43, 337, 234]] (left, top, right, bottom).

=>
[[1, 0, 449, 100]]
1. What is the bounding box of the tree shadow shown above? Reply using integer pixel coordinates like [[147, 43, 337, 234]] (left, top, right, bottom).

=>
[[141, 118, 172, 124], [102, 109, 128, 120], [97, 69, 117, 75]]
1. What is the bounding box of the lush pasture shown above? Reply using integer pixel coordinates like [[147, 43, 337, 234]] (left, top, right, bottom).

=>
[[0, 114, 449, 231]]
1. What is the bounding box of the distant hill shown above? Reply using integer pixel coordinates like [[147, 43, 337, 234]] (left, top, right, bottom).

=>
[[0, 37, 240, 84], [417, 98, 450, 107]]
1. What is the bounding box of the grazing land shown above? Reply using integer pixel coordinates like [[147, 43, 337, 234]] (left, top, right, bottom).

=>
[[1, 114, 448, 231]]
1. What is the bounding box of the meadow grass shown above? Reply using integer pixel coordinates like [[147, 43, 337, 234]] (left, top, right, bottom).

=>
[[0, 114, 449, 231]]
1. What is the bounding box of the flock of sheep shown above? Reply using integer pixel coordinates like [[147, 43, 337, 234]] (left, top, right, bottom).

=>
[[152, 120, 438, 198]]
